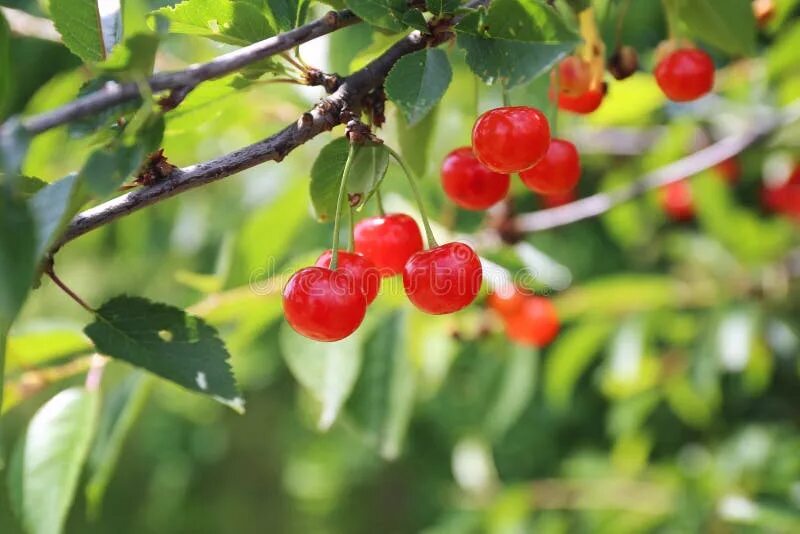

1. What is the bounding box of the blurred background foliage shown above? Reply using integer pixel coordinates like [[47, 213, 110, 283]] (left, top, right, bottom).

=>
[[1, 0, 800, 532]]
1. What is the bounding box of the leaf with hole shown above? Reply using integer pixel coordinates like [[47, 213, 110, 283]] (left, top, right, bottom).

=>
[[84, 296, 244, 412]]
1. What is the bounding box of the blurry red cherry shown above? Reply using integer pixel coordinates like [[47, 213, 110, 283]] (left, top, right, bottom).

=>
[[504, 296, 560, 348], [551, 56, 592, 97], [441, 147, 510, 210], [471, 106, 551, 173], [283, 267, 367, 342], [519, 139, 581, 195], [660, 180, 695, 221], [715, 158, 741, 184], [654, 48, 715, 102], [551, 86, 605, 114], [403, 242, 483, 314], [487, 286, 528, 318], [354, 213, 423, 277], [315, 250, 380, 304]]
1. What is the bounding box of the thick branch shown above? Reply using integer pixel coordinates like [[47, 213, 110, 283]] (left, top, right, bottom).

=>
[[51, 31, 430, 252], [514, 102, 800, 233], [17, 10, 359, 135]]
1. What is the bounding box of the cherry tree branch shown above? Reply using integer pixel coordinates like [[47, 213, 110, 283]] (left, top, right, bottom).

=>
[[514, 101, 800, 233], [16, 9, 360, 135]]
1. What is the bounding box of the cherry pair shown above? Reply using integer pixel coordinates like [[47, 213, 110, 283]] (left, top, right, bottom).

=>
[[487, 287, 560, 347]]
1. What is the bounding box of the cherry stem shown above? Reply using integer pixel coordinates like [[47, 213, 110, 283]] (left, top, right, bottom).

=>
[[330, 143, 357, 271], [375, 189, 386, 216], [386, 146, 438, 249], [614, 0, 632, 48], [501, 82, 511, 107], [347, 205, 355, 252], [661, 0, 681, 40], [45, 266, 95, 313]]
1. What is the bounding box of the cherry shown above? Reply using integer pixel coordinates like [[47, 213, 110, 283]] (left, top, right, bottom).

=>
[[762, 165, 800, 220], [660, 180, 695, 221], [551, 56, 592, 97], [504, 296, 560, 348], [354, 213, 423, 277], [551, 86, 605, 114], [403, 242, 483, 314], [315, 250, 380, 304], [441, 147, 510, 210], [519, 138, 581, 195], [609, 45, 639, 81], [654, 48, 715, 102], [541, 189, 577, 209], [487, 286, 527, 318], [471, 106, 551, 174], [283, 267, 367, 341], [715, 158, 741, 184]]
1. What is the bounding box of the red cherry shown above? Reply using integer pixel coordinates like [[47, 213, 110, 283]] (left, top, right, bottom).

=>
[[660, 180, 695, 221], [283, 267, 366, 342], [441, 147, 510, 210], [715, 158, 740, 184], [551, 56, 592, 97], [471, 106, 551, 174], [654, 48, 715, 102], [551, 86, 605, 114], [504, 296, 560, 348], [354, 213, 423, 277], [762, 165, 800, 220], [487, 286, 527, 318], [519, 138, 581, 195], [541, 189, 577, 209], [315, 250, 380, 305], [403, 242, 483, 315]]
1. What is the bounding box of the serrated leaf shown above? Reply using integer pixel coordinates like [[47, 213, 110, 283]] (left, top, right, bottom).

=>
[[0, 118, 32, 174], [385, 48, 452, 126], [8, 387, 100, 534], [0, 179, 37, 331], [426, 0, 460, 17], [310, 138, 389, 221], [279, 321, 363, 430], [397, 104, 438, 178], [457, 0, 578, 42], [344, 0, 407, 32], [84, 296, 244, 412], [346, 311, 416, 459], [153, 0, 275, 46], [674, 0, 756, 56], [50, 0, 107, 61]]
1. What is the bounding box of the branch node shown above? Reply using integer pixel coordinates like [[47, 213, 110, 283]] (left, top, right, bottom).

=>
[[135, 149, 177, 186]]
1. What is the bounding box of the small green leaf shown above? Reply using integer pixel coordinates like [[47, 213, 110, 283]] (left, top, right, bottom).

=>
[[674, 0, 756, 56], [385, 48, 452, 126], [309, 138, 389, 221], [153, 0, 276, 46], [28, 173, 88, 261], [401, 9, 428, 33], [80, 146, 143, 197], [0, 179, 37, 331], [0, 118, 32, 174], [397, 104, 438, 178], [344, 0, 407, 32], [69, 78, 142, 139], [279, 321, 364, 430], [8, 387, 100, 534], [84, 296, 244, 412], [347, 311, 416, 459], [99, 33, 160, 79], [50, 0, 107, 61], [268, 0, 300, 30], [426, 0, 460, 17]]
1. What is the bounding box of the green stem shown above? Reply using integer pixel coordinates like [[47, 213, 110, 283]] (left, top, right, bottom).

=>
[[0, 329, 6, 416], [375, 189, 386, 216], [501, 82, 511, 107], [330, 143, 357, 271], [347, 206, 355, 252], [474, 76, 481, 117], [661, 0, 681, 40], [386, 147, 438, 248]]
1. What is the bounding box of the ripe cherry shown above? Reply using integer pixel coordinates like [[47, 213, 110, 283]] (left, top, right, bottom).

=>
[[541, 189, 577, 209], [315, 250, 380, 304], [472, 106, 551, 174], [654, 48, 715, 102], [283, 267, 367, 342], [762, 165, 800, 220], [551, 56, 592, 97], [715, 158, 741, 184], [441, 147, 510, 210], [504, 296, 560, 348], [519, 138, 581, 195], [487, 286, 527, 318], [354, 213, 423, 277], [660, 180, 695, 221], [403, 242, 483, 314], [551, 86, 605, 114]]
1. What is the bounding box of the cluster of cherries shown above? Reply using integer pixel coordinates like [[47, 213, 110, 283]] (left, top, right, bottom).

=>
[[487, 287, 560, 348]]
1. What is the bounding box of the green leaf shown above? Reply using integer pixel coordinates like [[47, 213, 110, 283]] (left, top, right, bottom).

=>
[[401, 9, 428, 32], [544, 321, 614, 410], [79, 146, 143, 197], [347, 311, 416, 459], [69, 78, 142, 139], [344, 0, 407, 32], [309, 138, 389, 221], [99, 33, 160, 79], [28, 173, 88, 261], [6, 325, 93, 373], [674, 0, 756, 56], [8, 387, 100, 534], [385, 49, 452, 126], [50, 0, 107, 61], [0, 13, 11, 118], [84, 296, 245, 412], [554, 275, 678, 320], [268, 0, 300, 30], [153, 0, 276, 46], [396, 104, 438, 178], [458, 0, 578, 42], [484, 345, 538, 441], [0, 118, 32, 174], [86, 372, 152, 516], [279, 321, 364, 430], [426, 0, 460, 17], [0, 179, 37, 331]]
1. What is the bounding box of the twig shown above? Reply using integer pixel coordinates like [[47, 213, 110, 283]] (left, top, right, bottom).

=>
[[44, 264, 95, 312], [49, 2, 489, 255], [13, 10, 360, 135], [514, 101, 800, 233], [0, 7, 61, 43]]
